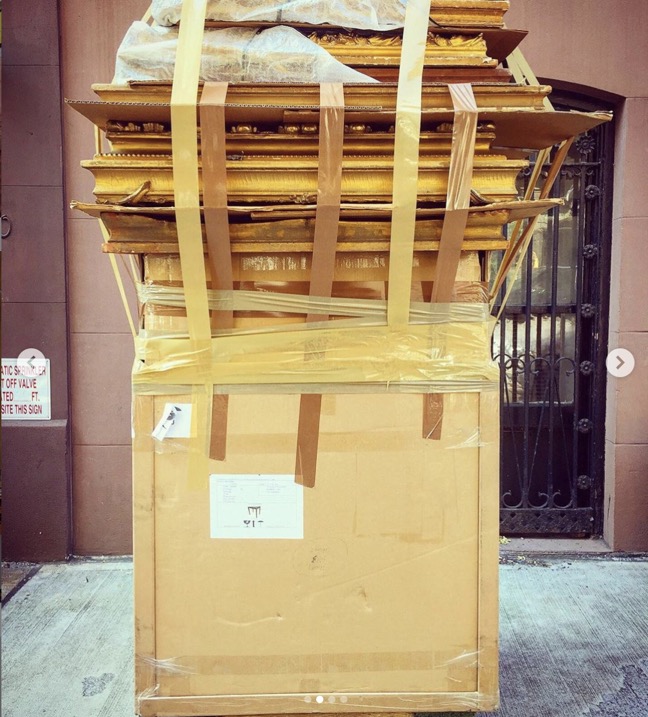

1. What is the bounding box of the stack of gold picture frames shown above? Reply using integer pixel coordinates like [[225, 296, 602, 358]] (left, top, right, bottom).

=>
[[70, 0, 608, 328], [68, 0, 612, 470]]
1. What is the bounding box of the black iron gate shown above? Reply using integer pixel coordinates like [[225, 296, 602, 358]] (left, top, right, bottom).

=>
[[493, 94, 614, 536]]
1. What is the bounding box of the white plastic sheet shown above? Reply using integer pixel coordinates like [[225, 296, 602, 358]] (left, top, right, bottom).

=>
[[151, 0, 409, 30], [113, 21, 378, 84]]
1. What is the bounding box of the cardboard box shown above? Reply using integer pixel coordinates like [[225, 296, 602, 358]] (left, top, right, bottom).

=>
[[133, 389, 499, 717]]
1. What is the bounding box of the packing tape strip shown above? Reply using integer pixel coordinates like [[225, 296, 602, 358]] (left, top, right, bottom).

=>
[[145, 649, 475, 676], [431, 84, 478, 303], [305, 84, 345, 314], [296, 83, 345, 489], [136, 380, 498, 398], [507, 47, 553, 111], [141, 5, 153, 24], [100, 219, 138, 340], [491, 46, 556, 304], [171, 0, 212, 487], [133, 320, 498, 390], [200, 81, 232, 462], [200, 82, 234, 330], [136, 285, 491, 320], [171, 0, 211, 347], [426, 84, 478, 440], [386, 0, 432, 327]]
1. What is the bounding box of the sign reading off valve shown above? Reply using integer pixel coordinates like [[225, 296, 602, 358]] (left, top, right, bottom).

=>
[[1, 354, 51, 420]]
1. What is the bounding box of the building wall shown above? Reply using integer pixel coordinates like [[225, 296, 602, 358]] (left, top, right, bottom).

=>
[[507, 0, 648, 551], [3, 0, 646, 557], [59, 1, 148, 555], [2, 0, 71, 560]]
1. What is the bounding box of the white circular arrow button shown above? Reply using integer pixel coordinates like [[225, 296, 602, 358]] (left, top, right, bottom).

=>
[[17, 348, 46, 376], [606, 348, 635, 378]]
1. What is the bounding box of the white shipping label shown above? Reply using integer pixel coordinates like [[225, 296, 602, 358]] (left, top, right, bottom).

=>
[[210, 474, 304, 540], [152, 403, 192, 441]]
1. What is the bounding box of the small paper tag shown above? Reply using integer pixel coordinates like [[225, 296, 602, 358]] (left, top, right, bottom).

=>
[[210, 474, 304, 540], [152, 403, 192, 441]]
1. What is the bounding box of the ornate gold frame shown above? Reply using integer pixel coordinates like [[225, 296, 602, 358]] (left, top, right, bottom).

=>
[[104, 123, 498, 156], [89, 82, 551, 111], [83, 154, 527, 205], [306, 32, 496, 68]]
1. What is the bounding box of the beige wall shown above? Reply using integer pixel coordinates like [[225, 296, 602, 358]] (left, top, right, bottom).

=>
[[506, 0, 648, 99], [508, 0, 648, 550], [61, 1, 149, 554], [59, 0, 648, 553]]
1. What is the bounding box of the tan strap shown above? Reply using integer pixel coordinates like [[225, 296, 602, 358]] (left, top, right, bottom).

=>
[[386, 0, 432, 327], [431, 84, 478, 303], [423, 394, 445, 440], [171, 0, 213, 485], [295, 83, 345, 489], [508, 48, 553, 110], [424, 84, 478, 441], [199, 81, 233, 462], [200, 83, 233, 330], [171, 0, 211, 347], [141, 5, 153, 24]]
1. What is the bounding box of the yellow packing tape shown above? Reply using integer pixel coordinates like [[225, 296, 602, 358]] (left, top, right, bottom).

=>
[[386, 0, 432, 327], [136, 284, 489, 320], [171, 0, 211, 349], [171, 0, 212, 484], [133, 317, 497, 390], [431, 83, 478, 303]]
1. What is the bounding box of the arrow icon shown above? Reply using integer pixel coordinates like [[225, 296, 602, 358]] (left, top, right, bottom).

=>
[[606, 349, 635, 378], [17, 348, 46, 376]]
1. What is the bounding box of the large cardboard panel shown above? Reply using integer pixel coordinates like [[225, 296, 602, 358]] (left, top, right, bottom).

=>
[[134, 390, 499, 714]]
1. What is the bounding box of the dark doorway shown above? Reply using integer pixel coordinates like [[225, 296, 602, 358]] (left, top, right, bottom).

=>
[[493, 92, 615, 536]]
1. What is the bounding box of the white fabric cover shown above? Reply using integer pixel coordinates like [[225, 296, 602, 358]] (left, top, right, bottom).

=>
[[113, 21, 377, 83], [151, 0, 408, 31]]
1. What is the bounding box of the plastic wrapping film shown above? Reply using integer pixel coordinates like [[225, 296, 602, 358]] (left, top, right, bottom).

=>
[[113, 21, 378, 84], [132, 304, 497, 390], [129, 1, 499, 714], [136, 282, 489, 318], [133, 389, 499, 715], [151, 0, 409, 30]]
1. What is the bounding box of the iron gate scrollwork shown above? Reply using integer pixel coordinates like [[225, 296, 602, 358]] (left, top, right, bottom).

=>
[[492, 94, 614, 536]]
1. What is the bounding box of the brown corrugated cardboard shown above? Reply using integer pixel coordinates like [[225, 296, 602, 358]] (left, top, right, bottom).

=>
[[133, 389, 499, 716]]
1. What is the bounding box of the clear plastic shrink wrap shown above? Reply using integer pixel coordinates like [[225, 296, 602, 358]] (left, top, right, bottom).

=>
[[113, 21, 378, 83], [151, 0, 408, 31]]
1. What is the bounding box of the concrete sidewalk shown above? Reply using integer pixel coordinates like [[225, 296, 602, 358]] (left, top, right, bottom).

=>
[[2, 555, 647, 717]]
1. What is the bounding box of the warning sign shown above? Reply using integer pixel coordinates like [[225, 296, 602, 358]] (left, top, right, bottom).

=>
[[1, 358, 51, 420]]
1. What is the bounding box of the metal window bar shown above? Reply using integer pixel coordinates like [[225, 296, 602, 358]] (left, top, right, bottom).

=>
[[493, 110, 612, 536]]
